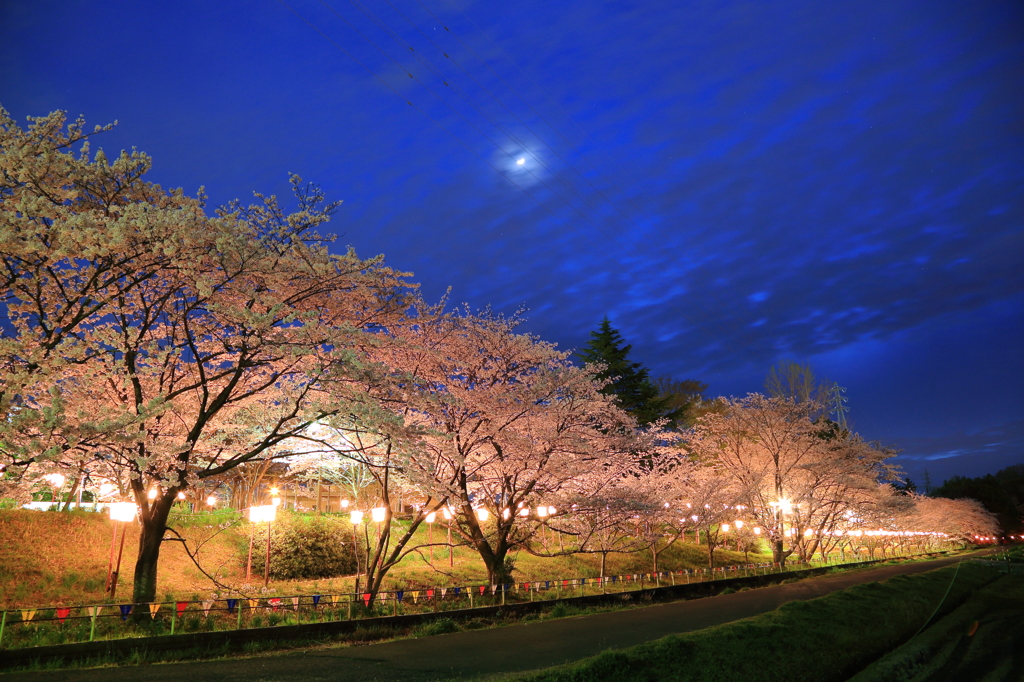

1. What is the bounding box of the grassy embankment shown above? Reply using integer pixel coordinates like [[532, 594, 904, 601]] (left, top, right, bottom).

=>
[[486, 561, 1004, 682], [849, 552, 1024, 682], [0, 508, 772, 608]]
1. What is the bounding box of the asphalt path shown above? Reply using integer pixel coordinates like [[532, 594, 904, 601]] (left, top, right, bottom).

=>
[[1, 554, 978, 682]]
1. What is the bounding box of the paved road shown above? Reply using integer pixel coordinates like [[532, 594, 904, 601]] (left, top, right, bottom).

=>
[[1, 555, 976, 682]]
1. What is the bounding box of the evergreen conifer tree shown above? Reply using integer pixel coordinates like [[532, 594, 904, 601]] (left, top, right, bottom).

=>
[[576, 317, 673, 428]]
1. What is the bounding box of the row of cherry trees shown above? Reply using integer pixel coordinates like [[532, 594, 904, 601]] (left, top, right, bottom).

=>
[[1, 110, 997, 605]]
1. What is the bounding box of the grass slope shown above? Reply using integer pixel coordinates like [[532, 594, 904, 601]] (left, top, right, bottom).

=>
[[847, 569, 1024, 682], [490, 562, 1000, 682], [0, 509, 770, 608]]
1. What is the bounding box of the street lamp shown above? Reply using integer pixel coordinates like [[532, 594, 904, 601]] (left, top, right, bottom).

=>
[[425, 511, 436, 561], [106, 502, 137, 599], [247, 505, 277, 586]]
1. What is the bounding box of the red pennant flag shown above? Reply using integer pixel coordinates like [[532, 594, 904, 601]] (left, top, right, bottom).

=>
[[478, 585, 485, 595], [426, 588, 434, 598], [362, 593, 371, 607], [176, 602, 188, 617], [56, 607, 71, 624], [269, 598, 282, 612]]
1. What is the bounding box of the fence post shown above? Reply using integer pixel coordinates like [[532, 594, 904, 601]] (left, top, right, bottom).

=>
[[171, 604, 176, 635], [236, 601, 243, 630], [0, 610, 6, 648], [89, 607, 97, 642]]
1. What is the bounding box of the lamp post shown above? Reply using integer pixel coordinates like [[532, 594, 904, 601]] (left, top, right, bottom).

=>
[[425, 511, 436, 561], [106, 502, 137, 599], [247, 505, 277, 586], [443, 507, 454, 567], [43, 473, 66, 511]]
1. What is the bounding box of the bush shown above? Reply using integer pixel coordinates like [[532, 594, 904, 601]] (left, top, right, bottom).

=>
[[249, 513, 357, 580]]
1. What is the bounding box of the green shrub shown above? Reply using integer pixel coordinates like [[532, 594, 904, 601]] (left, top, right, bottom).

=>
[[249, 513, 357, 580]]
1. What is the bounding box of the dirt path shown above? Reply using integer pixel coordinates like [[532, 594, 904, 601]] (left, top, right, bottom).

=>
[[0, 555, 977, 682]]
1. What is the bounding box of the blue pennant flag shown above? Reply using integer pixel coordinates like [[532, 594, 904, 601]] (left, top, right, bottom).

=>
[[226, 599, 238, 614], [545, 581, 551, 589], [396, 591, 404, 603], [119, 604, 132, 620], [312, 595, 322, 607], [453, 587, 461, 596]]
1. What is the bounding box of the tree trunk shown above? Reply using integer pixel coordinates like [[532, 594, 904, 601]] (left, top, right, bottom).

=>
[[131, 495, 173, 605], [61, 476, 81, 512], [600, 552, 608, 578]]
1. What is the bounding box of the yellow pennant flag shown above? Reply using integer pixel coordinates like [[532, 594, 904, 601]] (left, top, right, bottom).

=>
[[20, 610, 36, 622], [412, 591, 420, 603], [88, 606, 102, 618], [329, 595, 340, 606], [149, 603, 161, 619], [248, 599, 260, 610]]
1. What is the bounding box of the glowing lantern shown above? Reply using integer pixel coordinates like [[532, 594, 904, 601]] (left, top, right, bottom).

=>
[[735, 520, 744, 529], [519, 507, 530, 517], [754, 527, 762, 535], [341, 499, 350, 508], [147, 488, 158, 500], [537, 506, 549, 518], [426, 511, 436, 523], [206, 496, 217, 507], [476, 508, 490, 522], [249, 505, 276, 523], [177, 492, 186, 500], [443, 508, 453, 521], [350, 510, 364, 524], [108, 502, 138, 523], [371, 507, 387, 523], [502, 508, 511, 520], [722, 524, 730, 532]]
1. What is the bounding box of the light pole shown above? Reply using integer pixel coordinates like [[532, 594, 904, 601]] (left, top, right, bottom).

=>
[[247, 505, 277, 585], [425, 511, 436, 562], [106, 502, 137, 599]]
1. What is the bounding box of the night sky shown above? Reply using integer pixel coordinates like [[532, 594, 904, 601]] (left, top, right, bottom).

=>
[[2, 0, 1022, 486]]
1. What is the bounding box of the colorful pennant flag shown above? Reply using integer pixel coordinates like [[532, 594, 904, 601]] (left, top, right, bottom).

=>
[[412, 591, 420, 603], [56, 608, 71, 624], [329, 594, 340, 606], [440, 588, 447, 598], [396, 591, 404, 603], [292, 597, 300, 611], [119, 604, 132, 620], [453, 587, 461, 596], [268, 598, 282, 612], [362, 593, 371, 607], [478, 585, 485, 595], [148, 603, 161, 619], [248, 599, 260, 610], [88, 606, 102, 618], [202, 600, 214, 616], [176, 602, 188, 617], [20, 610, 35, 622], [312, 595, 322, 607], [226, 599, 238, 614]]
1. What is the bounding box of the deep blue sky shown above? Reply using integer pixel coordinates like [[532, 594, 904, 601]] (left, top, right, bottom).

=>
[[2, 0, 1022, 485]]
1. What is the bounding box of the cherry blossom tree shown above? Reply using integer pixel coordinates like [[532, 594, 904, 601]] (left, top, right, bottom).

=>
[[381, 306, 646, 584]]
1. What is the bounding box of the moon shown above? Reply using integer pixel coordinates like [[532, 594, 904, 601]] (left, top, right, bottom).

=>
[[516, 158, 525, 165]]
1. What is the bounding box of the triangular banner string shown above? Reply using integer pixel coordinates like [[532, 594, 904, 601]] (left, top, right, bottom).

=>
[[20, 610, 35, 622], [176, 601, 188, 617], [56, 607, 71, 624], [148, 603, 161, 619], [119, 604, 132, 620], [202, 600, 213, 616]]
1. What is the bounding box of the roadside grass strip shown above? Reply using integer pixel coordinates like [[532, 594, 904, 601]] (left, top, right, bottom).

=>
[[847, 571, 1024, 682], [492, 562, 1000, 682]]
